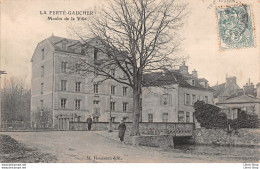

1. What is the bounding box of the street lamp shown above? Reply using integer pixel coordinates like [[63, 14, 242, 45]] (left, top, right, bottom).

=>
[[108, 95, 113, 132], [0, 71, 7, 128]]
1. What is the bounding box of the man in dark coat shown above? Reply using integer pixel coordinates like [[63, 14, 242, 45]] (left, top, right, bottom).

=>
[[118, 120, 126, 142], [87, 115, 93, 131]]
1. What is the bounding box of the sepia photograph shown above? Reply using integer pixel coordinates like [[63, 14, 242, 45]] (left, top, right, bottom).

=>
[[0, 0, 259, 168]]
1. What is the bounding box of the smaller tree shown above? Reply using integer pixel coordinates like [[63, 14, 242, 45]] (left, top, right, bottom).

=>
[[33, 107, 53, 128]]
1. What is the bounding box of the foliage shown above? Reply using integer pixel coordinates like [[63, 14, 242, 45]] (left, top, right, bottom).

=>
[[194, 101, 228, 129], [229, 111, 259, 129]]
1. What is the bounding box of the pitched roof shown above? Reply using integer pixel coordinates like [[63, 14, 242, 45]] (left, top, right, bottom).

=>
[[217, 94, 260, 104], [143, 71, 214, 91], [212, 83, 226, 98], [46, 35, 97, 55]]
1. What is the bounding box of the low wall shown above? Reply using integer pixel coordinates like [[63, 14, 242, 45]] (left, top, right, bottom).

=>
[[194, 128, 260, 147], [132, 135, 174, 148], [69, 122, 194, 136]]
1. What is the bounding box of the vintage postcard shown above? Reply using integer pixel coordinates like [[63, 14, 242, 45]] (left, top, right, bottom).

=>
[[0, 0, 259, 168]]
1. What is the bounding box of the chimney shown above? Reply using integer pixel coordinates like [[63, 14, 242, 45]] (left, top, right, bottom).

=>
[[256, 83, 260, 98], [179, 61, 188, 76], [192, 69, 198, 78], [225, 76, 237, 88], [243, 78, 254, 96]]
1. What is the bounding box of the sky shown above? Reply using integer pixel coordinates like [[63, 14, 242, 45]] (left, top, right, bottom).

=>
[[0, 0, 259, 88]]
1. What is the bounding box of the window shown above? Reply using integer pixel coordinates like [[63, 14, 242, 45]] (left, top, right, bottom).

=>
[[192, 94, 196, 105], [40, 83, 44, 94], [62, 41, 67, 50], [110, 101, 115, 111], [178, 111, 185, 122], [93, 100, 99, 105], [75, 82, 81, 92], [186, 112, 190, 123], [94, 47, 98, 63], [41, 49, 44, 60], [185, 93, 190, 105], [93, 116, 99, 122], [75, 64, 80, 75], [162, 94, 169, 105], [111, 117, 115, 122], [123, 87, 127, 96], [41, 66, 44, 77], [205, 96, 208, 103], [40, 100, 43, 108], [192, 79, 195, 86], [75, 99, 81, 110], [61, 98, 67, 109], [162, 113, 168, 122], [111, 85, 116, 95], [93, 100, 100, 116], [94, 84, 99, 93], [148, 114, 153, 123], [61, 62, 67, 73], [61, 80, 67, 91], [123, 102, 128, 112], [111, 69, 115, 77]]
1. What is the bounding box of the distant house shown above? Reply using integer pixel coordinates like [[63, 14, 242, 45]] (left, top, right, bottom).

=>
[[141, 62, 214, 123], [216, 79, 260, 119], [212, 76, 240, 104]]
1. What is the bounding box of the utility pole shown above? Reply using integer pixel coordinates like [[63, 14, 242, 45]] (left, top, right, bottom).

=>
[[0, 71, 7, 128]]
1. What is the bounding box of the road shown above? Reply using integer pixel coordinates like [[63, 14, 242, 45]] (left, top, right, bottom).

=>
[[0, 131, 257, 163]]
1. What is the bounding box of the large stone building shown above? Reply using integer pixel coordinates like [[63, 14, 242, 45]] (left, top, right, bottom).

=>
[[31, 35, 133, 129], [142, 62, 214, 123]]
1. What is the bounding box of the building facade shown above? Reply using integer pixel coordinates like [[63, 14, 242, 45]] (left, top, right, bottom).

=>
[[142, 62, 214, 123], [31, 35, 133, 129]]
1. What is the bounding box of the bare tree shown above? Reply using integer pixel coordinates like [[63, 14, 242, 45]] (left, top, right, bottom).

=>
[[71, 0, 188, 135], [32, 107, 53, 128], [1, 77, 31, 127]]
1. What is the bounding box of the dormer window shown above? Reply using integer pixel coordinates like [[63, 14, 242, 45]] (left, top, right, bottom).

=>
[[192, 79, 195, 86], [62, 41, 67, 50], [111, 69, 115, 77], [205, 82, 208, 88]]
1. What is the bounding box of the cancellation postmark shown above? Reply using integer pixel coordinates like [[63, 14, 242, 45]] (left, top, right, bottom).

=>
[[216, 4, 255, 50]]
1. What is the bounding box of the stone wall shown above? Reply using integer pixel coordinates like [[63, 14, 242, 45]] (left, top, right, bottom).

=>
[[69, 122, 194, 135], [132, 135, 174, 148], [194, 128, 260, 146]]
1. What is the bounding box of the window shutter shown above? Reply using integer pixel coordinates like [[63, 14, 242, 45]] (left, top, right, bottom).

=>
[[169, 94, 172, 106], [184, 93, 186, 104]]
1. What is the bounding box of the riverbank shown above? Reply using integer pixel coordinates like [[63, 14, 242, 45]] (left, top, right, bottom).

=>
[[0, 134, 57, 163]]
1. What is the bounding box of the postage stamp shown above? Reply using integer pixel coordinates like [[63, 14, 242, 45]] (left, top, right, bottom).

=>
[[216, 4, 255, 50]]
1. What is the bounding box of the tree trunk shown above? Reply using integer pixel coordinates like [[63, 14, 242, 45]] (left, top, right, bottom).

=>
[[131, 74, 142, 136]]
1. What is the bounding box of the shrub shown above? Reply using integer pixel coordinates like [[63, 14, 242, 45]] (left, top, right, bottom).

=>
[[194, 101, 228, 129]]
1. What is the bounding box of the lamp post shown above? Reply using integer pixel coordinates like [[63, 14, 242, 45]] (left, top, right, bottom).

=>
[[0, 71, 7, 128], [108, 95, 113, 132]]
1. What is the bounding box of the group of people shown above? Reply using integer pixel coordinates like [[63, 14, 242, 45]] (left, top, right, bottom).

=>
[[86, 115, 126, 142]]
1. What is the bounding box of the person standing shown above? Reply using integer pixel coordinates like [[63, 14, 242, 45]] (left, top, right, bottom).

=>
[[87, 115, 93, 131], [118, 120, 126, 142]]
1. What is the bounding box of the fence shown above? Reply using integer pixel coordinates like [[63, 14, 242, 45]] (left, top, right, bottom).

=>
[[1, 121, 53, 131], [69, 122, 194, 136]]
